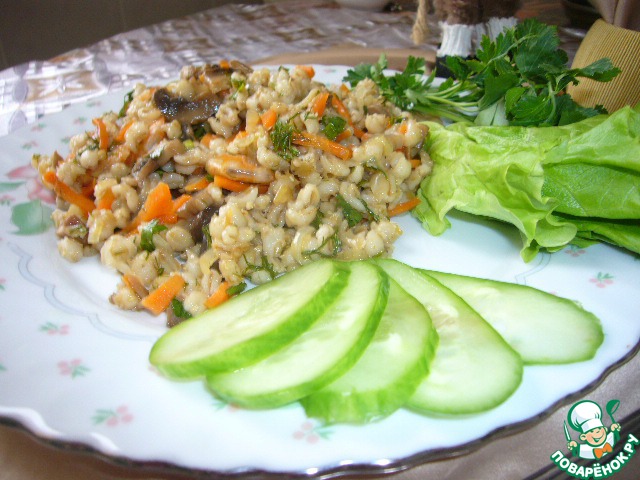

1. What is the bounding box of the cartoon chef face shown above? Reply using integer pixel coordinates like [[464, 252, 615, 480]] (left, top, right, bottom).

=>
[[568, 400, 607, 442], [581, 425, 609, 447]]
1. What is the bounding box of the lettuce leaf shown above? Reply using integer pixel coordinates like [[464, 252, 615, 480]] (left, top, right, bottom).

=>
[[414, 105, 640, 261]]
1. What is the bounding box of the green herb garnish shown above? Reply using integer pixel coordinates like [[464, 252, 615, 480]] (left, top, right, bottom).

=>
[[344, 19, 620, 126], [303, 232, 342, 258], [321, 115, 347, 140], [336, 194, 363, 228], [227, 282, 247, 296], [119, 90, 134, 118], [270, 120, 299, 160], [360, 198, 380, 222], [171, 298, 192, 320], [243, 254, 278, 280], [192, 122, 211, 140], [140, 219, 167, 252]]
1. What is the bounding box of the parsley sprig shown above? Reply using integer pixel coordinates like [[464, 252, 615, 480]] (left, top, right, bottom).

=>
[[344, 19, 620, 127]]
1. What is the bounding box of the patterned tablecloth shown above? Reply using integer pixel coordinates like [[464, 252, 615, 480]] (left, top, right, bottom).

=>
[[6, 2, 638, 480], [0, 1, 421, 137], [0, 0, 587, 138]]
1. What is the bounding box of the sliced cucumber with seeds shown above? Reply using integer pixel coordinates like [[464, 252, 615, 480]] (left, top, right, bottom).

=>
[[149, 259, 350, 379], [300, 276, 439, 424], [423, 270, 604, 364], [205, 261, 389, 409], [376, 258, 523, 415]]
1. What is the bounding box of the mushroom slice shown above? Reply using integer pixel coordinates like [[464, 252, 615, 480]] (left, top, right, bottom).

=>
[[180, 61, 253, 93], [153, 88, 222, 125], [206, 154, 275, 185]]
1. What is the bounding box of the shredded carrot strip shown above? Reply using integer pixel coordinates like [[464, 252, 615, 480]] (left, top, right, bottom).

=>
[[298, 65, 315, 78], [96, 188, 116, 210], [80, 177, 96, 197], [141, 274, 185, 316], [388, 197, 421, 217], [311, 92, 330, 118], [204, 281, 231, 309], [339, 83, 350, 95], [42, 170, 96, 215], [331, 95, 352, 122], [410, 159, 422, 168], [230, 130, 248, 143], [172, 194, 192, 213], [220, 59, 231, 69], [213, 175, 269, 194], [141, 182, 174, 222], [123, 182, 173, 232], [398, 123, 409, 135], [184, 177, 211, 193], [330, 96, 365, 138], [260, 108, 278, 131], [200, 133, 217, 148], [92, 118, 109, 150], [155, 213, 178, 224], [115, 120, 133, 143], [292, 131, 353, 161], [334, 129, 351, 143]]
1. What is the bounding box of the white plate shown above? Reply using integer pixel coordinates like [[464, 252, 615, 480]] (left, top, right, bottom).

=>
[[1, 66, 639, 477]]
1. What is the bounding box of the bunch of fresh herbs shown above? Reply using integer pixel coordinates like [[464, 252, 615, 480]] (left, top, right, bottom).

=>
[[344, 19, 620, 127]]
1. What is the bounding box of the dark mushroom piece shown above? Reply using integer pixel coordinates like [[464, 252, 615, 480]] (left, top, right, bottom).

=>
[[186, 204, 219, 250], [58, 215, 88, 244], [131, 139, 187, 184], [153, 88, 222, 127]]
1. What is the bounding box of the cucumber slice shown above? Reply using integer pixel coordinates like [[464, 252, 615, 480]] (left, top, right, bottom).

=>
[[423, 270, 604, 364], [205, 261, 389, 409], [300, 276, 439, 424], [376, 259, 523, 415], [149, 259, 350, 379]]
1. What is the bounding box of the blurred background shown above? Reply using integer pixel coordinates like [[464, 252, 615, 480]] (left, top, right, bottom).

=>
[[0, 0, 600, 71]]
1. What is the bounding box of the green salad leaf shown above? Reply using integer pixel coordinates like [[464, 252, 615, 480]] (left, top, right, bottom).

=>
[[414, 105, 640, 261]]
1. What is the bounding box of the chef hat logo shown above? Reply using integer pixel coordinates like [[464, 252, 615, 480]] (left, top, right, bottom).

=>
[[568, 400, 604, 434]]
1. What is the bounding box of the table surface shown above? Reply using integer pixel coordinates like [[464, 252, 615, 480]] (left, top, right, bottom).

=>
[[2, 1, 639, 479]]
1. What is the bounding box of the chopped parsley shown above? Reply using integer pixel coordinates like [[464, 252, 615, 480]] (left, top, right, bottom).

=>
[[360, 198, 380, 222], [336, 194, 363, 228], [321, 115, 347, 140], [231, 78, 247, 99], [303, 232, 342, 258], [243, 254, 278, 280], [227, 282, 247, 296], [192, 122, 211, 140], [119, 90, 134, 118], [171, 298, 192, 320], [140, 219, 167, 252]]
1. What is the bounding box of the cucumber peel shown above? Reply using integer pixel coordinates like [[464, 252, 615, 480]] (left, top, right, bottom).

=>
[[206, 262, 389, 409], [149, 256, 604, 423], [376, 258, 523, 415], [300, 276, 439, 424], [423, 270, 604, 364], [149, 259, 350, 379]]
